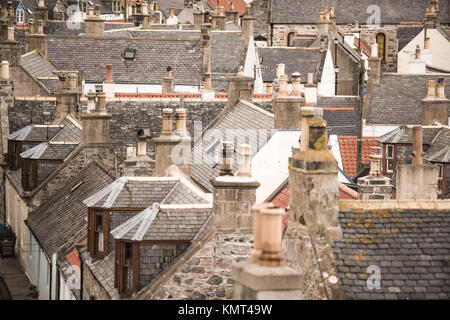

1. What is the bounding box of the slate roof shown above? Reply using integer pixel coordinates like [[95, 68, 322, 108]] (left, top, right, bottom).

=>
[[333, 204, 450, 300], [257, 47, 322, 83], [191, 100, 274, 192], [397, 26, 423, 52], [111, 204, 211, 241], [270, 0, 450, 24], [47, 36, 202, 85], [377, 125, 442, 145], [26, 162, 114, 258], [425, 128, 450, 163], [83, 176, 211, 209], [7, 125, 62, 142], [20, 142, 78, 160], [105, 28, 201, 40], [322, 108, 358, 136], [20, 50, 60, 94], [338, 136, 379, 179], [43, 21, 135, 36], [80, 249, 116, 298], [367, 74, 450, 125], [50, 116, 83, 143]]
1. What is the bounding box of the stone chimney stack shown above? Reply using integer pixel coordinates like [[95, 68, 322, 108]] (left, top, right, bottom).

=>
[[81, 92, 112, 146], [357, 147, 393, 200], [424, 2, 439, 29], [212, 6, 226, 30], [317, 10, 330, 40], [304, 72, 318, 106], [54, 71, 80, 121], [397, 125, 440, 200], [193, 9, 205, 29], [34, 0, 48, 23], [103, 64, 115, 98], [368, 42, 381, 84], [0, 60, 13, 154], [25, 19, 47, 55], [125, 129, 155, 176], [162, 66, 175, 93], [85, 5, 105, 37], [211, 143, 259, 233], [227, 67, 253, 108], [226, 1, 239, 26], [241, 5, 255, 49], [231, 202, 303, 300], [141, 1, 150, 29], [273, 72, 305, 130], [152, 108, 191, 176], [422, 79, 449, 125], [328, 6, 336, 30], [200, 23, 212, 86], [289, 118, 342, 241]]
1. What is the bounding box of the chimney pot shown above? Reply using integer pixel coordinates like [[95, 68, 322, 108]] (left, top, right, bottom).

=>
[[427, 80, 437, 98], [7, 26, 14, 41], [412, 126, 424, 165], [28, 19, 35, 34], [266, 83, 273, 95], [368, 147, 382, 177], [219, 141, 234, 176], [437, 78, 446, 98], [275, 64, 285, 79], [415, 45, 421, 59], [88, 6, 94, 17], [95, 4, 101, 17], [308, 119, 328, 151], [96, 92, 107, 113], [237, 144, 251, 177], [258, 203, 284, 267], [161, 108, 174, 136], [204, 72, 212, 89], [175, 108, 187, 137], [424, 37, 430, 50], [170, 7, 175, 18], [300, 107, 315, 151], [291, 72, 301, 96], [278, 74, 289, 96], [105, 64, 113, 82], [307, 72, 314, 85], [1, 61, 10, 81]]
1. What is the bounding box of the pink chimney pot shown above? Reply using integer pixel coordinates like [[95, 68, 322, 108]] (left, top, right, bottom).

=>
[[258, 203, 284, 267], [250, 203, 264, 263]]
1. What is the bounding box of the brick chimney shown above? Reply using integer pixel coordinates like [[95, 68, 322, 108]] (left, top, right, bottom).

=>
[[304, 73, 318, 106], [25, 19, 47, 55], [422, 37, 432, 66], [231, 202, 303, 300], [273, 73, 305, 130], [81, 92, 112, 146], [85, 5, 105, 37], [397, 125, 440, 200], [211, 143, 260, 233], [422, 79, 449, 125], [151, 108, 191, 176], [162, 66, 175, 93], [200, 73, 215, 101], [227, 66, 253, 108], [357, 147, 393, 200], [54, 71, 80, 121], [103, 64, 115, 98], [34, 0, 48, 23], [289, 118, 342, 241], [0, 60, 13, 155]]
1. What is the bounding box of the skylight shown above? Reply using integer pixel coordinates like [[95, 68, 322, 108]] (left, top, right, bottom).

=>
[[124, 48, 136, 60]]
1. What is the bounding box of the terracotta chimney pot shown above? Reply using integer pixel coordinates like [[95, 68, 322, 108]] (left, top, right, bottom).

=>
[[258, 203, 284, 267], [412, 126, 424, 165], [237, 144, 251, 177], [427, 80, 437, 98], [175, 108, 187, 137], [219, 141, 234, 176], [437, 78, 446, 98], [105, 64, 113, 82], [291, 72, 301, 96], [278, 74, 289, 96], [424, 37, 430, 50], [1, 61, 9, 81], [161, 108, 174, 136]]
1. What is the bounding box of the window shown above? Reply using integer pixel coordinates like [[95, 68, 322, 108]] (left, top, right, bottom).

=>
[[79, 2, 87, 13], [95, 85, 103, 93], [16, 9, 25, 25], [88, 209, 109, 258], [376, 33, 386, 61], [112, 2, 122, 13], [124, 48, 136, 60], [436, 163, 443, 190], [22, 159, 36, 191], [29, 231, 32, 259], [116, 241, 139, 295], [287, 32, 295, 47], [8, 141, 21, 170], [385, 144, 394, 173]]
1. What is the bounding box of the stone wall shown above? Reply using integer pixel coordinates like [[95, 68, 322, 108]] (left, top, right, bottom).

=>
[[81, 259, 110, 300], [12, 67, 48, 97], [151, 232, 253, 300], [251, 0, 271, 35], [271, 24, 318, 47], [139, 244, 189, 289], [9, 99, 56, 134]]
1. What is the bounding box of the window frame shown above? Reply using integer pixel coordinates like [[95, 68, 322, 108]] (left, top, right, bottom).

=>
[[8, 140, 22, 170], [112, 1, 122, 13], [88, 209, 110, 259], [115, 240, 139, 296], [385, 144, 394, 173], [376, 33, 386, 61], [22, 158, 37, 191], [436, 163, 443, 191], [16, 9, 25, 25]]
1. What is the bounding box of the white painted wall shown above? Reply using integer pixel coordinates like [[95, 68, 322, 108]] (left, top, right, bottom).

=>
[[83, 82, 200, 95], [398, 29, 450, 73], [363, 124, 400, 137], [318, 49, 336, 97]]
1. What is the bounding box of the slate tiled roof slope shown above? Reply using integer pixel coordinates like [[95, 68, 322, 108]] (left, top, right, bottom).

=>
[[397, 26, 423, 51], [270, 0, 450, 24], [338, 136, 379, 179], [7, 125, 61, 142], [105, 29, 202, 40], [50, 116, 82, 143], [26, 162, 114, 258], [368, 74, 450, 125], [318, 97, 360, 136], [425, 128, 450, 163], [377, 125, 443, 145], [20, 142, 77, 160], [333, 204, 450, 299], [43, 21, 135, 36], [47, 36, 202, 85], [80, 249, 116, 298], [257, 47, 322, 83], [20, 50, 59, 94], [191, 100, 274, 192]]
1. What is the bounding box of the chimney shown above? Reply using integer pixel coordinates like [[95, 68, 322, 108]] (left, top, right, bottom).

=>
[[422, 37, 433, 66], [166, 8, 178, 25], [25, 20, 47, 55], [54, 71, 80, 121], [237, 143, 251, 177], [103, 64, 115, 98], [193, 10, 205, 29], [289, 118, 342, 241], [396, 125, 440, 200], [227, 66, 253, 108], [299, 107, 315, 152], [291, 72, 301, 96], [85, 5, 105, 37], [304, 72, 318, 106], [424, 2, 439, 29], [241, 5, 255, 49], [125, 129, 155, 176], [162, 66, 175, 93], [34, 0, 48, 23], [357, 147, 393, 200], [328, 6, 336, 30], [86, 91, 96, 112], [368, 42, 381, 84], [422, 79, 449, 125], [152, 108, 191, 176], [213, 6, 226, 30], [141, 1, 150, 29], [226, 2, 239, 26], [200, 73, 215, 101], [317, 11, 329, 39], [200, 23, 212, 85], [126, 145, 137, 164], [0, 60, 13, 154], [273, 72, 305, 129], [211, 143, 259, 233], [81, 92, 112, 146], [231, 202, 303, 300]]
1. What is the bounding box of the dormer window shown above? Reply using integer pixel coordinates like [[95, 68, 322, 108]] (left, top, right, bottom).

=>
[[115, 241, 139, 296], [8, 141, 22, 170], [22, 159, 36, 191], [124, 48, 136, 60], [112, 2, 122, 13], [88, 209, 109, 258], [16, 5, 25, 25], [79, 2, 87, 13]]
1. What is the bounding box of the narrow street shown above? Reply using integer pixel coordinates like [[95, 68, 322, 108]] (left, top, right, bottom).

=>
[[0, 256, 35, 300]]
